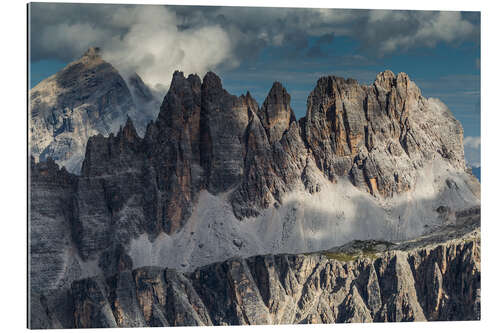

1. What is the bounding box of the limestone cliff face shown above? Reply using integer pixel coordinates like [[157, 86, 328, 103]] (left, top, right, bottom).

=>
[[76, 70, 304, 236], [302, 71, 465, 196], [30, 216, 480, 328], [75, 69, 476, 224], [29, 47, 160, 174], [258, 82, 296, 144], [29, 69, 480, 325], [31, 68, 479, 290]]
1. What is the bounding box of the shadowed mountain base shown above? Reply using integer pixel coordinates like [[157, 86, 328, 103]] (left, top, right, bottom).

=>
[[30, 209, 480, 328]]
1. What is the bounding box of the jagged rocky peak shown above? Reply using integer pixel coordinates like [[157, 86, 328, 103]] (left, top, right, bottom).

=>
[[374, 69, 415, 92], [81, 116, 143, 178], [302, 70, 467, 197], [76, 68, 477, 225], [30, 68, 481, 316], [243, 91, 260, 113], [52, 47, 118, 93], [156, 70, 202, 127], [202, 70, 224, 90], [200, 71, 252, 193], [374, 69, 397, 87], [258, 81, 296, 144], [30, 155, 75, 184]]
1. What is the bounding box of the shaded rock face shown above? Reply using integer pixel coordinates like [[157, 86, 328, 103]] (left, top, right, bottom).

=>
[[29, 157, 79, 293], [30, 47, 160, 174], [144, 72, 204, 235], [76, 70, 302, 237], [30, 227, 480, 328]]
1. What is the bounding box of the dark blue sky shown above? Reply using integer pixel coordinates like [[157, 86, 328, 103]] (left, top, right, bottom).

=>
[[29, 4, 480, 165]]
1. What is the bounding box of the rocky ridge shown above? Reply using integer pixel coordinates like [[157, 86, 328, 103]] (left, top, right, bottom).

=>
[[29, 210, 480, 328], [29, 47, 160, 173], [77, 69, 478, 227], [29, 68, 480, 316]]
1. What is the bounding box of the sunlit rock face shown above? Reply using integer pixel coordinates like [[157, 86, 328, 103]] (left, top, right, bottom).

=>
[[302, 70, 466, 197], [29, 69, 480, 318], [29, 47, 160, 174]]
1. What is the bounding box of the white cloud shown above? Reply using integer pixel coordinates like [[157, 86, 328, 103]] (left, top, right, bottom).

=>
[[368, 9, 408, 23], [463, 136, 481, 167], [101, 6, 236, 89], [464, 136, 481, 149], [30, 4, 237, 90], [378, 12, 476, 55]]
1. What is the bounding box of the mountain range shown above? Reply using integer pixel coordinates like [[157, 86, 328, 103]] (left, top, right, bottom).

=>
[[29, 50, 481, 327]]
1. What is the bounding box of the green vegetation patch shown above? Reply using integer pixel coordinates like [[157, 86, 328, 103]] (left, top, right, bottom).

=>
[[314, 240, 395, 262]]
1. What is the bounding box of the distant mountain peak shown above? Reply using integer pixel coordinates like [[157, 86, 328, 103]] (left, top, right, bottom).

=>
[[29, 49, 160, 174]]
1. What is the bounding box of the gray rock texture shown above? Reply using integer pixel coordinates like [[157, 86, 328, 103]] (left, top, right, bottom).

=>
[[29, 157, 79, 293], [29, 213, 480, 328], [301, 71, 465, 196], [29, 69, 481, 327], [29, 47, 160, 173], [62, 69, 479, 234], [258, 81, 296, 144]]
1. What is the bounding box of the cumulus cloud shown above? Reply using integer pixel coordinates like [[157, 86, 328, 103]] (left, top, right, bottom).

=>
[[102, 6, 235, 89], [374, 12, 476, 55], [29, 3, 480, 88], [463, 136, 481, 167], [30, 4, 235, 89]]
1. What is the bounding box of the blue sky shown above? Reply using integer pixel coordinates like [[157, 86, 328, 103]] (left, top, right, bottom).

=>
[[218, 36, 480, 138], [29, 4, 480, 166], [30, 59, 66, 88]]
